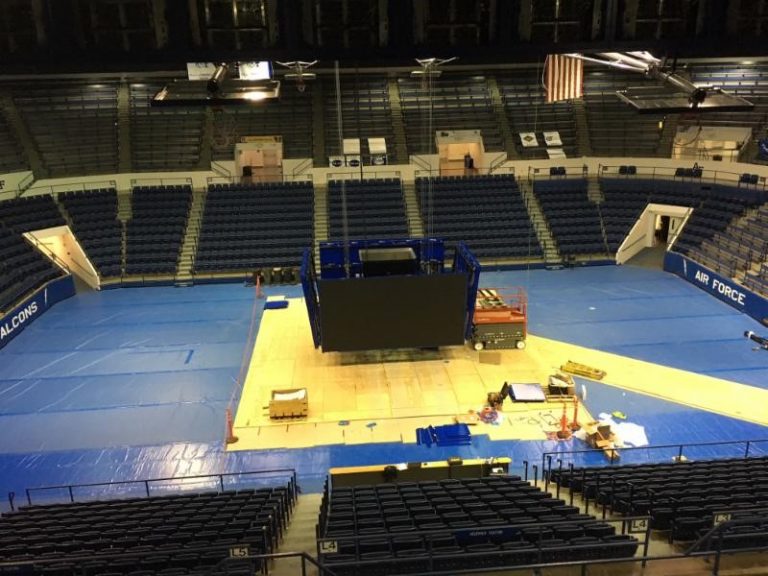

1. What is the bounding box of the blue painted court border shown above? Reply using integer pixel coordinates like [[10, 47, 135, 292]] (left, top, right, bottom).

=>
[[1, 266, 767, 501]]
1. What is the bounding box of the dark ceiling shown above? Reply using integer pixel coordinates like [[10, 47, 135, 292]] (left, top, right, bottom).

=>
[[1, 0, 767, 74]]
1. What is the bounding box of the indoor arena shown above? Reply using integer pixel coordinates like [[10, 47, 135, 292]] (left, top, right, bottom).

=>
[[0, 2, 767, 575]]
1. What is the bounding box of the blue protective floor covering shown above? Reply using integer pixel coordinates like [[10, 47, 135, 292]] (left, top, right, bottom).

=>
[[0, 265, 766, 502], [483, 266, 768, 387]]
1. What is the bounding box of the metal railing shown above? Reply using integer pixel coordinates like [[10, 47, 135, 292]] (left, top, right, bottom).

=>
[[598, 163, 768, 189], [15, 172, 35, 197], [414, 167, 515, 180], [317, 513, 651, 572], [25, 179, 118, 197], [291, 158, 314, 180], [527, 164, 589, 182], [541, 438, 768, 486], [211, 159, 232, 180], [0, 547, 337, 576], [130, 177, 193, 188], [326, 170, 401, 182], [19, 469, 298, 508], [21, 233, 71, 275]]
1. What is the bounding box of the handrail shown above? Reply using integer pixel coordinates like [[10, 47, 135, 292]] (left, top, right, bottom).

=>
[[667, 207, 693, 251], [130, 177, 193, 189], [0, 548, 338, 576], [528, 164, 589, 181], [25, 180, 117, 197], [290, 158, 313, 179], [410, 155, 433, 172], [23, 468, 298, 507], [598, 163, 768, 190], [15, 172, 35, 197], [23, 233, 71, 274], [686, 506, 768, 554], [542, 438, 768, 481], [210, 159, 232, 180], [326, 170, 401, 182], [414, 167, 515, 180], [488, 154, 510, 174]]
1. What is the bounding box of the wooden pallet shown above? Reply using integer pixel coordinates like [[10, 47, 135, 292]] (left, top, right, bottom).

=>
[[560, 360, 606, 380]]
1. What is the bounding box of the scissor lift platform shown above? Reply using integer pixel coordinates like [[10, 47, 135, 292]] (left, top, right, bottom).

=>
[[471, 287, 527, 351]]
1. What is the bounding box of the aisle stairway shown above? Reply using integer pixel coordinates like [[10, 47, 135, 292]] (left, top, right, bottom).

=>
[[402, 180, 424, 238], [272, 494, 322, 576], [519, 179, 560, 264], [176, 187, 207, 284]]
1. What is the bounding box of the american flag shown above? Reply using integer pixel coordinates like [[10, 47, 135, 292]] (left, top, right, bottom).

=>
[[545, 54, 583, 103]]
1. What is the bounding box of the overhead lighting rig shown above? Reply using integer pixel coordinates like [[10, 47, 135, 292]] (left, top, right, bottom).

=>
[[410, 57, 458, 79], [152, 61, 279, 107], [566, 51, 753, 113], [274, 60, 318, 92]]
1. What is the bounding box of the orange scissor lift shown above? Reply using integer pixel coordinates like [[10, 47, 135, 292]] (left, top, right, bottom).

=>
[[470, 287, 528, 351]]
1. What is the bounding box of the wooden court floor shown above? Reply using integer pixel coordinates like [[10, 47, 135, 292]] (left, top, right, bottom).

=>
[[228, 298, 768, 451]]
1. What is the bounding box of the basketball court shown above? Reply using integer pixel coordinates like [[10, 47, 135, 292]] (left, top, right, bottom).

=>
[[0, 265, 766, 500], [229, 289, 768, 451]]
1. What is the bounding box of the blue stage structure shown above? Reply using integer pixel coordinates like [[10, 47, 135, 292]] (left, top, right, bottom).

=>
[[300, 238, 481, 352]]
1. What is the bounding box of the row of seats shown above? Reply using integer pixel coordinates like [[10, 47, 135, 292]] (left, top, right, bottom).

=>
[[327, 179, 409, 240], [14, 84, 119, 177], [125, 186, 192, 275], [0, 195, 65, 233], [550, 456, 768, 545], [416, 175, 543, 261], [194, 183, 314, 272], [0, 198, 66, 311], [130, 85, 205, 172], [0, 481, 296, 575], [0, 225, 63, 312], [317, 475, 639, 575], [0, 109, 28, 174], [60, 189, 123, 278], [534, 179, 606, 256], [210, 88, 314, 161], [323, 78, 398, 164]]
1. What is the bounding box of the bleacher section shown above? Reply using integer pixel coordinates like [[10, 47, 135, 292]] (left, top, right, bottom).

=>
[[0, 481, 296, 575], [13, 84, 119, 177], [745, 261, 768, 297], [210, 88, 313, 162], [126, 186, 192, 275], [0, 224, 63, 313], [398, 77, 504, 154], [0, 194, 65, 233], [60, 189, 123, 278], [686, 64, 768, 135], [317, 474, 639, 575], [582, 68, 663, 158], [739, 202, 768, 295], [496, 71, 578, 159], [194, 182, 313, 273], [416, 175, 541, 261], [599, 175, 704, 251], [673, 185, 765, 276], [327, 179, 408, 240], [323, 78, 398, 164], [0, 109, 28, 174], [130, 84, 205, 172], [550, 457, 768, 546], [599, 178, 651, 253], [533, 179, 606, 256]]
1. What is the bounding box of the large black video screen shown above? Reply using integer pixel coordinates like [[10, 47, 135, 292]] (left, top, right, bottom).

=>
[[318, 274, 467, 352]]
